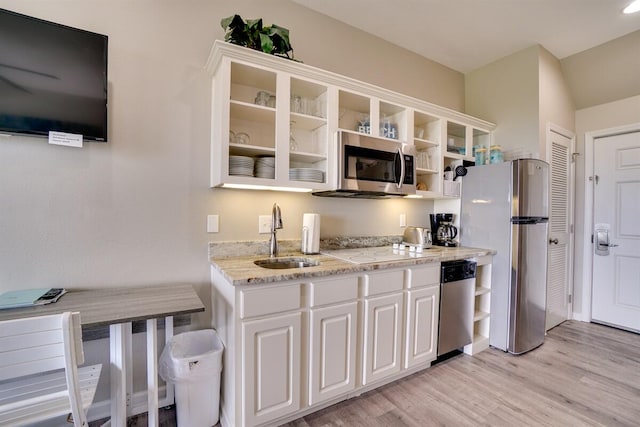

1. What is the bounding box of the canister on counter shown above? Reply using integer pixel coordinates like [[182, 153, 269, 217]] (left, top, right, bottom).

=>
[[490, 145, 504, 163]]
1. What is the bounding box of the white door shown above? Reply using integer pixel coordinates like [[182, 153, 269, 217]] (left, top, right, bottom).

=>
[[592, 130, 640, 333], [308, 302, 357, 405], [546, 127, 575, 330], [362, 293, 403, 385]]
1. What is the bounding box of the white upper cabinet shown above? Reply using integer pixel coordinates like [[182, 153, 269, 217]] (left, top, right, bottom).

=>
[[206, 40, 495, 198]]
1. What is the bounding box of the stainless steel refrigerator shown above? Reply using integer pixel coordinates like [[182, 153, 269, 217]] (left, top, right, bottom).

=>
[[460, 159, 549, 354]]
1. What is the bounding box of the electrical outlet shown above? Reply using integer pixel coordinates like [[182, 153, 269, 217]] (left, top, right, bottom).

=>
[[207, 215, 219, 233], [399, 213, 406, 227], [259, 215, 272, 234]]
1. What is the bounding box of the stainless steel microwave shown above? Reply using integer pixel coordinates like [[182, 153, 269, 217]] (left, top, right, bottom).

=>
[[314, 131, 416, 198]]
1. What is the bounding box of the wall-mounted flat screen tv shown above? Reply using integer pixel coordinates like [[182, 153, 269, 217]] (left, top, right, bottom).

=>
[[0, 9, 108, 142]]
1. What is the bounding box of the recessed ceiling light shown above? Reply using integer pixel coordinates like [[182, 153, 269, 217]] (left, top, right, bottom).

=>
[[623, 0, 640, 14]]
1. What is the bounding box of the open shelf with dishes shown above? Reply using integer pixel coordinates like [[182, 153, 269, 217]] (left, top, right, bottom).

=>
[[446, 121, 468, 157], [379, 101, 406, 140], [338, 90, 371, 136], [472, 128, 492, 165], [288, 77, 329, 187], [207, 40, 495, 195], [414, 111, 442, 195]]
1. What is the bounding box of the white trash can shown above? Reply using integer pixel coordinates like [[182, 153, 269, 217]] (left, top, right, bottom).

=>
[[159, 329, 224, 427]]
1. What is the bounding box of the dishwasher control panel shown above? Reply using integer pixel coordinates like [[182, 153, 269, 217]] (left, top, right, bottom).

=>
[[441, 259, 477, 283]]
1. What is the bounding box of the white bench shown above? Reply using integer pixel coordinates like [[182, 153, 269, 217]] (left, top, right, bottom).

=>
[[0, 312, 102, 427]]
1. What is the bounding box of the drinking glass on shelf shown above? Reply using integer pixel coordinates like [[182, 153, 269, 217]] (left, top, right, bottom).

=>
[[267, 95, 276, 108], [236, 132, 250, 145], [291, 95, 302, 113], [229, 130, 236, 144], [313, 97, 325, 118], [255, 91, 270, 106]]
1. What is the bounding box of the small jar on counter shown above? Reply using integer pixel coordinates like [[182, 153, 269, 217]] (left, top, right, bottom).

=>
[[490, 145, 504, 163]]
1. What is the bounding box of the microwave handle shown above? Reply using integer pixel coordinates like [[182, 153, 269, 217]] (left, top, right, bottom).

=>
[[396, 147, 405, 189]]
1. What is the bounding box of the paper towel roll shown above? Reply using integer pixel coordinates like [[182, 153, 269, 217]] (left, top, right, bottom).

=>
[[301, 213, 320, 254]]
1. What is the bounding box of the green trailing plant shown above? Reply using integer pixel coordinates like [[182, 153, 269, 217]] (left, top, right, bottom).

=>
[[221, 14, 297, 61]]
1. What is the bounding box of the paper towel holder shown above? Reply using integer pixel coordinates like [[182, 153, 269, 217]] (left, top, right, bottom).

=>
[[301, 213, 320, 254]]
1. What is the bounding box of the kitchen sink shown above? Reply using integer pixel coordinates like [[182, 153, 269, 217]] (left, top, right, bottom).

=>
[[254, 257, 320, 269]]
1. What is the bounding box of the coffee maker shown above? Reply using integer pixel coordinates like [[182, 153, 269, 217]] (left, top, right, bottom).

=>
[[430, 213, 458, 247]]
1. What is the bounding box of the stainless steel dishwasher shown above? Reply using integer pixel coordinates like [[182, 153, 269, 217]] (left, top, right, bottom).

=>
[[438, 259, 477, 356]]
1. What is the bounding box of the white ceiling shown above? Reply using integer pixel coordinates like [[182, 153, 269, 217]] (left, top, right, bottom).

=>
[[292, 0, 640, 73]]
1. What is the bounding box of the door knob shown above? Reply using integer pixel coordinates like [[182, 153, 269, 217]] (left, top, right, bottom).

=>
[[594, 226, 616, 256], [549, 238, 559, 245]]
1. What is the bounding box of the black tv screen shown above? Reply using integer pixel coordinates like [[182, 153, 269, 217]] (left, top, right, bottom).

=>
[[0, 9, 108, 141]]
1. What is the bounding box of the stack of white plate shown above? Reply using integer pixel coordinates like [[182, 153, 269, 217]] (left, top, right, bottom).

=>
[[229, 155, 254, 176], [255, 156, 275, 179], [289, 168, 324, 183]]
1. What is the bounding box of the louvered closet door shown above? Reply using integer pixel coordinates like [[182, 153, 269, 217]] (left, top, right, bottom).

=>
[[546, 128, 575, 331]]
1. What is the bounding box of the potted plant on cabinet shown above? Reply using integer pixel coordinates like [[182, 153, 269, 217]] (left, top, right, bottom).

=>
[[220, 14, 297, 61]]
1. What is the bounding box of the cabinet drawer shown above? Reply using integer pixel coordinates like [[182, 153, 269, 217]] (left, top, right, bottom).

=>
[[362, 269, 405, 296], [240, 285, 301, 318], [408, 264, 441, 288], [309, 276, 358, 307]]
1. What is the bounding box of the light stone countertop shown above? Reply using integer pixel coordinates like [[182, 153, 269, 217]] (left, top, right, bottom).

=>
[[210, 246, 496, 286]]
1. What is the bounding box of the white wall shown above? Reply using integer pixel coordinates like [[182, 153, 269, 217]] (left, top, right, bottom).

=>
[[561, 30, 640, 110], [0, 0, 466, 412], [0, 0, 463, 303], [572, 94, 640, 319], [465, 45, 575, 161], [538, 47, 575, 148], [464, 46, 540, 157]]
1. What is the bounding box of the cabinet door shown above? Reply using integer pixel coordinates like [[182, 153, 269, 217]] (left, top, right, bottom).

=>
[[309, 302, 358, 405], [362, 293, 403, 385], [405, 285, 440, 369], [242, 312, 301, 426]]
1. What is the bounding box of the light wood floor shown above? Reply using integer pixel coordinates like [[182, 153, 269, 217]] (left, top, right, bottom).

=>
[[284, 320, 640, 427], [116, 320, 640, 427]]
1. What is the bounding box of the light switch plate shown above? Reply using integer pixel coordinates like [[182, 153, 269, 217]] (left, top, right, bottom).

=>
[[399, 213, 406, 227], [207, 215, 219, 233], [259, 215, 271, 234]]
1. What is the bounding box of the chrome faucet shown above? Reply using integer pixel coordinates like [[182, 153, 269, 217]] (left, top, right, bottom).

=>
[[269, 202, 283, 257]]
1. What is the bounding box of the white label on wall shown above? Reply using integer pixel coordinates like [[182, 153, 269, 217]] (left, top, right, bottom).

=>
[[48, 131, 83, 148]]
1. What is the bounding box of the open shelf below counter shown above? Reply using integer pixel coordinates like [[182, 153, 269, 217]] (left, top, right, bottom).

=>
[[473, 310, 490, 322], [464, 334, 490, 355], [475, 287, 491, 296]]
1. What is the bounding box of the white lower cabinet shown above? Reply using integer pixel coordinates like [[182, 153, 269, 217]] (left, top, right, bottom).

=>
[[309, 302, 358, 404], [404, 264, 441, 368], [362, 293, 404, 385], [361, 269, 405, 385], [212, 261, 491, 426], [241, 312, 302, 426], [308, 275, 358, 405], [404, 285, 440, 368]]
